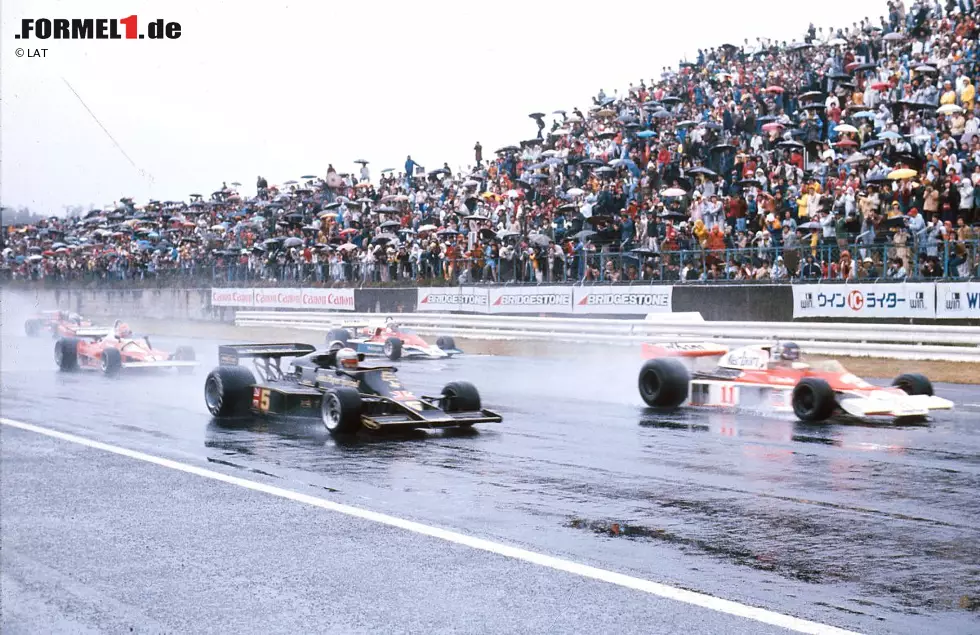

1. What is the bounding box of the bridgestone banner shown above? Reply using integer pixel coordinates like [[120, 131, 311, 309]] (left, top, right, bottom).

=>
[[211, 288, 355, 310], [487, 286, 574, 314], [416, 287, 489, 313], [791, 282, 936, 318], [572, 286, 673, 315]]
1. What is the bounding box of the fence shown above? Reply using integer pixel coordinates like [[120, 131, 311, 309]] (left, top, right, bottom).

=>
[[233, 311, 980, 362], [4, 239, 979, 289]]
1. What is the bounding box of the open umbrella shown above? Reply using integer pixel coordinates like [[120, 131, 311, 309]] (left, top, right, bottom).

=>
[[888, 168, 917, 180], [937, 104, 963, 115], [661, 187, 687, 197], [835, 123, 858, 134]]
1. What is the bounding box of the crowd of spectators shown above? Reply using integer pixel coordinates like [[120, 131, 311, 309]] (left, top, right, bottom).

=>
[[5, 0, 980, 287]]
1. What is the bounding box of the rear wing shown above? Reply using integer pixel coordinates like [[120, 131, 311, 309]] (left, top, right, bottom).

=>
[[73, 327, 113, 339], [218, 343, 317, 366]]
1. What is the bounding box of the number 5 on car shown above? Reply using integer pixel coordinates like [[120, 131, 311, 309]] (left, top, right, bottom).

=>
[[252, 386, 270, 411]]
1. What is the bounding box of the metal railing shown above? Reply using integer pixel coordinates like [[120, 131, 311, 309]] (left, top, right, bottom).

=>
[[234, 311, 980, 362], [3, 239, 978, 288]]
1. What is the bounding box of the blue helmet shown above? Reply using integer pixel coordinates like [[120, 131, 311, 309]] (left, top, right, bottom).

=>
[[780, 342, 801, 361]]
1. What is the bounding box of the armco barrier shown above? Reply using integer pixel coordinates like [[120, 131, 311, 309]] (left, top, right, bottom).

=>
[[234, 311, 980, 362]]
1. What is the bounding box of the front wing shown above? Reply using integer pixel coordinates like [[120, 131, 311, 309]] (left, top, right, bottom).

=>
[[837, 393, 954, 418]]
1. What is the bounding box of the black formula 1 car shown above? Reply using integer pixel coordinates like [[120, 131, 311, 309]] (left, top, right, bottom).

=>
[[203, 343, 501, 436]]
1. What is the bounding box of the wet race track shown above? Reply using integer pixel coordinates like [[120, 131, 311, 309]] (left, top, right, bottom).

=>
[[2, 313, 980, 633]]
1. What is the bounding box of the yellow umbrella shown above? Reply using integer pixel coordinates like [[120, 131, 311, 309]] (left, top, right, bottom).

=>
[[887, 168, 917, 180]]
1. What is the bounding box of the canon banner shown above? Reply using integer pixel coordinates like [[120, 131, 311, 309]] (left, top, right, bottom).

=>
[[936, 282, 980, 319], [792, 283, 936, 318], [416, 287, 489, 313], [572, 286, 673, 315], [211, 288, 254, 307], [487, 286, 574, 314], [210, 288, 355, 311]]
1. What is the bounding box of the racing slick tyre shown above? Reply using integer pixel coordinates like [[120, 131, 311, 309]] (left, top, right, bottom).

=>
[[101, 348, 122, 376], [25, 320, 41, 337], [791, 378, 836, 422], [384, 337, 403, 361], [204, 366, 256, 417], [891, 373, 934, 396], [326, 329, 350, 346], [174, 346, 196, 375], [441, 381, 481, 412], [321, 388, 362, 436], [54, 337, 80, 372], [436, 336, 457, 351], [637, 359, 690, 408]]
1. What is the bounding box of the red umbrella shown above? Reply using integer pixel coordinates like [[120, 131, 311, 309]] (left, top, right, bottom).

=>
[[835, 139, 858, 147], [871, 82, 890, 91], [42, 250, 55, 256], [765, 86, 784, 93]]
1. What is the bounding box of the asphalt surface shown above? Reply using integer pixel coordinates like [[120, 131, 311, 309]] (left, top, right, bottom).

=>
[[2, 306, 979, 633]]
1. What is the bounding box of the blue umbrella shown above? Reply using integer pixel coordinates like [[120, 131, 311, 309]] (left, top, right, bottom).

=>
[[636, 130, 657, 138], [851, 111, 876, 119]]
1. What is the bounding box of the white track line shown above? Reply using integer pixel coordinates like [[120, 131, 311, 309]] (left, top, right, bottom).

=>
[[0, 417, 859, 635]]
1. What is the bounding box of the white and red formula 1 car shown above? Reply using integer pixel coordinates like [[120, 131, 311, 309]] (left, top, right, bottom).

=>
[[637, 341, 953, 423], [324, 317, 461, 361]]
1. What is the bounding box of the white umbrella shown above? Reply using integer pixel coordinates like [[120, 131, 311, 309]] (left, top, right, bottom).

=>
[[937, 104, 963, 115], [661, 187, 687, 197], [506, 189, 521, 198], [338, 243, 358, 251], [463, 179, 480, 187], [882, 32, 904, 42], [566, 187, 585, 197], [827, 38, 848, 46], [835, 123, 858, 133], [418, 224, 438, 232], [844, 152, 869, 164]]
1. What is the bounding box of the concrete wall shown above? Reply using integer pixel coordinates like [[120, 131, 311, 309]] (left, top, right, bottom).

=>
[[7, 288, 220, 322]]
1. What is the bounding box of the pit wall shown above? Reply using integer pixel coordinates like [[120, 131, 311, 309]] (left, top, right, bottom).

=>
[[7, 282, 979, 325]]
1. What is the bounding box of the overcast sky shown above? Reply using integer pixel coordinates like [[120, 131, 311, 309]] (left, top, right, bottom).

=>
[[2, 0, 885, 213]]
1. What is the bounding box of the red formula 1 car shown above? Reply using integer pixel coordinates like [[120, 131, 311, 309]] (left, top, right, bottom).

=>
[[54, 320, 198, 376], [24, 310, 94, 338], [638, 341, 954, 423]]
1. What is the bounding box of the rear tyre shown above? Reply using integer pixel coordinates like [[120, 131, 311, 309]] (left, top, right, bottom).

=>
[[101, 348, 122, 376], [54, 337, 79, 372], [384, 337, 403, 361], [441, 381, 481, 412], [326, 329, 350, 346], [321, 388, 362, 435], [25, 320, 40, 337], [174, 346, 196, 375], [891, 373, 933, 396], [638, 359, 690, 408], [791, 378, 836, 422], [204, 366, 256, 417], [436, 336, 457, 351]]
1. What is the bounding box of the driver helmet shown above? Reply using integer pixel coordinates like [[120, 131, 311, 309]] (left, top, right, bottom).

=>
[[336, 348, 359, 370], [114, 321, 133, 338], [780, 342, 801, 361], [69, 312, 82, 324]]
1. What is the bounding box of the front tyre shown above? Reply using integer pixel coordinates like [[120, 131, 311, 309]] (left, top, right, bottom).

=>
[[326, 329, 350, 347], [441, 381, 481, 412], [101, 348, 122, 376], [174, 345, 196, 375], [321, 388, 362, 435], [54, 337, 80, 372], [384, 337, 403, 361], [891, 373, 933, 396], [436, 336, 457, 351], [791, 378, 836, 422], [638, 359, 690, 408], [204, 366, 256, 417]]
